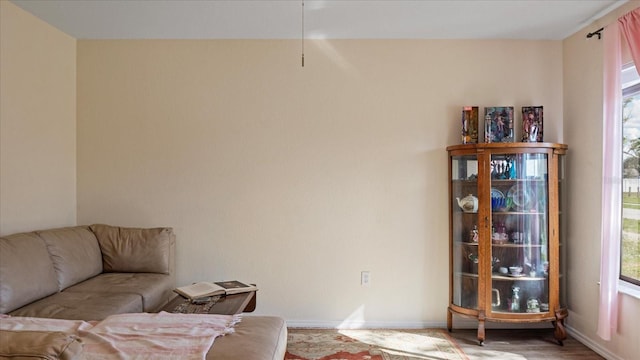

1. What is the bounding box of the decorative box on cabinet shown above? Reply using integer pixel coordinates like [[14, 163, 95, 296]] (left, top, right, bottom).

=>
[[446, 143, 568, 345]]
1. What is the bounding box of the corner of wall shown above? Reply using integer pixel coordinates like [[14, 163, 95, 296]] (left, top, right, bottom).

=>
[[0, 0, 77, 236]]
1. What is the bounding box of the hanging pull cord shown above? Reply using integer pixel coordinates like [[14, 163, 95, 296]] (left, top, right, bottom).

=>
[[302, 0, 305, 67]]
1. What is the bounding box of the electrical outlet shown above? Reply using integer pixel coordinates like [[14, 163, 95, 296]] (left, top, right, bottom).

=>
[[361, 271, 371, 286]]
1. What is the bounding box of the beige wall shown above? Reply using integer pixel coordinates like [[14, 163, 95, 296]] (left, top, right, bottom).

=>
[[8, 2, 638, 356], [0, 1, 76, 236], [563, 2, 640, 359], [77, 38, 563, 326]]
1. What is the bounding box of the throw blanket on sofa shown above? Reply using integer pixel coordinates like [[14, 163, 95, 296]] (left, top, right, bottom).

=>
[[0, 312, 240, 359]]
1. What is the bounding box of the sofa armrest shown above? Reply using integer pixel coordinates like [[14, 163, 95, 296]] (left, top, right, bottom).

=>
[[0, 330, 83, 360], [89, 224, 175, 275]]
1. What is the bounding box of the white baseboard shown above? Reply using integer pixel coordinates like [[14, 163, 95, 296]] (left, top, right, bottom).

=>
[[565, 325, 623, 360], [285, 319, 445, 329], [286, 318, 553, 330]]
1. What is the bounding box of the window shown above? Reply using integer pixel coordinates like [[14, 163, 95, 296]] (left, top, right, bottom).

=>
[[621, 64, 640, 286]]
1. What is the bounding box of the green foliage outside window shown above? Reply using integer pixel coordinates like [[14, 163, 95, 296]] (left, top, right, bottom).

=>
[[622, 67, 640, 285]]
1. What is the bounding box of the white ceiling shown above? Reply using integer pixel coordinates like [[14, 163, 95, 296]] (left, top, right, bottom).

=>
[[11, 0, 629, 40]]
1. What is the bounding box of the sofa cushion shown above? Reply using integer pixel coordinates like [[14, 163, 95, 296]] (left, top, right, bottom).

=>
[[0, 233, 59, 314], [36, 226, 103, 291], [64, 272, 174, 312], [89, 224, 173, 274], [8, 291, 142, 321], [206, 316, 287, 360], [0, 330, 83, 360]]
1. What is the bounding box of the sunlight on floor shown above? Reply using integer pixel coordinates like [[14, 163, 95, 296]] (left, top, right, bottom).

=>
[[338, 329, 460, 359], [459, 346, 527, 360], [338, 329, 528, 360], [332, 307, 527, 359]]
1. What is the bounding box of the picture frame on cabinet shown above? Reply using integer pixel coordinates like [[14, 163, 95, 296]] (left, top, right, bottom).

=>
[[461, 106, 479, 144], [522, 106, 543, 142], [484, 107, 514, 143]]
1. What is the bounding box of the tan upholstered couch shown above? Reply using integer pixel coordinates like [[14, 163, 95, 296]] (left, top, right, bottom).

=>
[[0, 224, 175, 320], [0, 224, 287, 360]]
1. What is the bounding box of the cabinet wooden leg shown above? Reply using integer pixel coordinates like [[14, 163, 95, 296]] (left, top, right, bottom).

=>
[[447, 307, 453, 332], [554, 309, 568, 345], [477, 311, 486, 346]]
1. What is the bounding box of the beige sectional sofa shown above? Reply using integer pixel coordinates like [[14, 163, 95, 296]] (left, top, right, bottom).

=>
[[0, 224, 175, 320], [0, 224, 287, 360]]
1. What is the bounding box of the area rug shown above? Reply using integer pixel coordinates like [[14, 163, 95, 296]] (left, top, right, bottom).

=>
[[285, 328, 469, 360]]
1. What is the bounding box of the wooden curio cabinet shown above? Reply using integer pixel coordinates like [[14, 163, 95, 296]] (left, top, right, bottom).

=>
[[446, 143, 568, 345]]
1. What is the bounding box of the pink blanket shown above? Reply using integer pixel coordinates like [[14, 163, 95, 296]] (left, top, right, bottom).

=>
[[0, 312, 240, 359]]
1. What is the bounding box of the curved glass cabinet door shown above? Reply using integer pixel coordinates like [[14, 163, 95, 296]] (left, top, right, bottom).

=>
[[489, 152, 549, 315], [450, 154, 479, 309]]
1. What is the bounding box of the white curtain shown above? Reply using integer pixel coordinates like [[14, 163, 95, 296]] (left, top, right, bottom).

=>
[[598, 8, 640, 341]]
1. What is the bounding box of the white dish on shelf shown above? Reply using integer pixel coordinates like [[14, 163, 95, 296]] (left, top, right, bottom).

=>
[[507, 185, 532, 210], [506, 273, 526, 278]]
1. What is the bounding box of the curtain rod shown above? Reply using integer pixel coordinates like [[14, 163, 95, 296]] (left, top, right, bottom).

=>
[[587, 27, 604, 39]]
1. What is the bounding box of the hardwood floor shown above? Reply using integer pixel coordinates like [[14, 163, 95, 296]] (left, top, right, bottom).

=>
[[447, 329, 605, 360]]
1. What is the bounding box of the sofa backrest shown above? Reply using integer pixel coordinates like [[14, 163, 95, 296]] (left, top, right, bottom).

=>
[[36, 226, 103, 291], [89, 224, 175, 274], [0, 224, 175, 314], [0, 232, 59, 314]]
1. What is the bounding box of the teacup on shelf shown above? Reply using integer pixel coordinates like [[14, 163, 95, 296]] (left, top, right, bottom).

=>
[[508, 266, 523, 275], [492, 232, 508, 244]]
